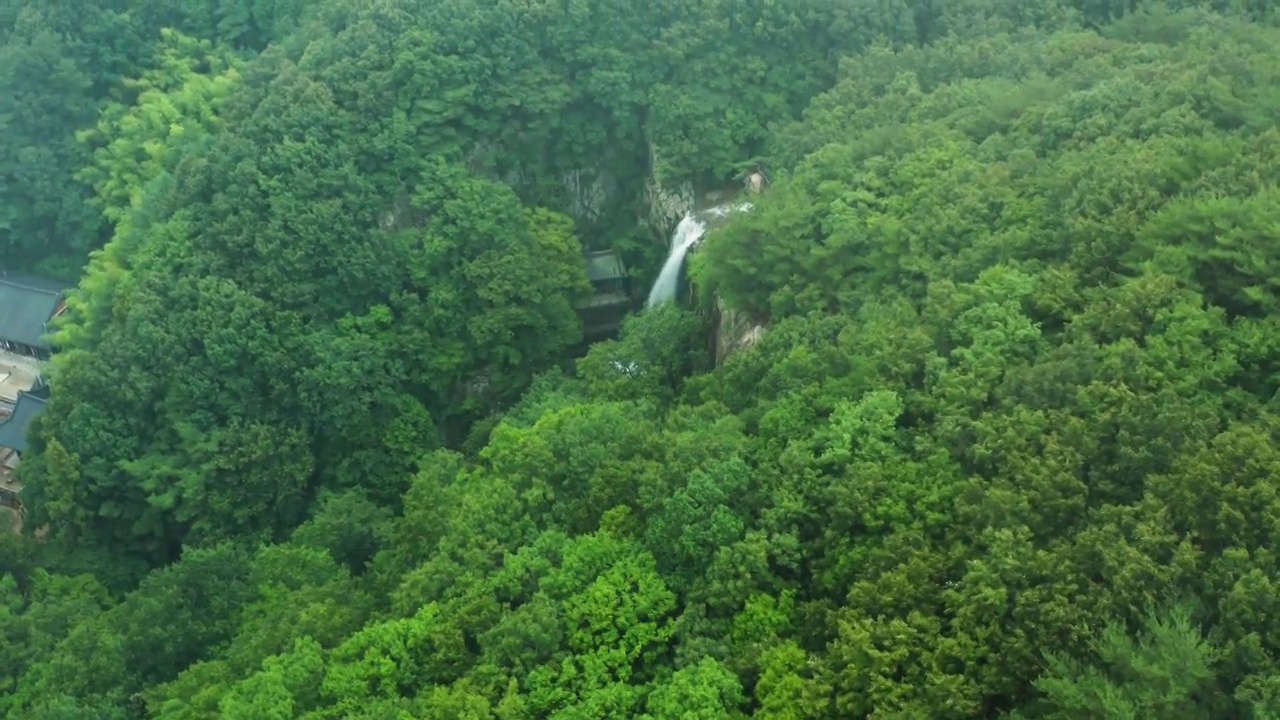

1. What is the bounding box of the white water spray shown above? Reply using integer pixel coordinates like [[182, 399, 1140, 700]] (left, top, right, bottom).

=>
[[646, 203, 752, 308], [646, 215, 706, 307]]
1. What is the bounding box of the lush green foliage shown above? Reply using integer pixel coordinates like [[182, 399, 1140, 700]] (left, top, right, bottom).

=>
[[5, 0, 1280, 718], [0, 0, 310, 277]]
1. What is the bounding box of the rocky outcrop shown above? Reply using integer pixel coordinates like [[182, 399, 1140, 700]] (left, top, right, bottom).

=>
[[560, 167, 616, 223], [645, 177, 694, 234], [500, 165, 618, 225], [644, 139, 695, 233], [714, 294, 766, 366]]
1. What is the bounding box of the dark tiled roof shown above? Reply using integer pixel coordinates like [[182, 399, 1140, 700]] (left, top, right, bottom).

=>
[[0, 272, 68, 349], [584, 250, 627, 283], [0, 391, 46, 453]]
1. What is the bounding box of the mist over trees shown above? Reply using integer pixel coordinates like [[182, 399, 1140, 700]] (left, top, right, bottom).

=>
[[3, 0, 1280, 718]]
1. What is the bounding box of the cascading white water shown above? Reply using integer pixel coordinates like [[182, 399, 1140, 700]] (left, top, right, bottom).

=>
[[646, 202, 752, 308], [646, 215, 707, 307]]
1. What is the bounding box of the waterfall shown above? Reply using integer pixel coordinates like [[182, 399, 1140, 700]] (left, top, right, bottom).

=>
[[646, 203, 752, 308], [646, 215, 707, 307]]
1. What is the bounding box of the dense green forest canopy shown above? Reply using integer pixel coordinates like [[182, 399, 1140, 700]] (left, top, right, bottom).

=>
[[3, 0, 1280, 718]]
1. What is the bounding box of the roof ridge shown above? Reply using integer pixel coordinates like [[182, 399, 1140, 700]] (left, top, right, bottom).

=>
[[0, 279, 61, 295]]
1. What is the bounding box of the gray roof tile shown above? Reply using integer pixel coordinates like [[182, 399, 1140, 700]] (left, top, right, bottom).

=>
[[0, 392, 46, 453], [0, 274, 67, 349], [584, 250, 626, 283]]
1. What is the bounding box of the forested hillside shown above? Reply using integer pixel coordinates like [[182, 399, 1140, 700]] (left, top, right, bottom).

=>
[[4, 0, 1280, 718]]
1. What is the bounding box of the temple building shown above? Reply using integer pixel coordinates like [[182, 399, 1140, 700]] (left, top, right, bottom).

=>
[[576, 249, 632, 339], [0, 272, 68, 360]]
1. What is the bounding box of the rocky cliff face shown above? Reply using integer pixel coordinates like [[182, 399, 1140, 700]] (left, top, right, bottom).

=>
[[643, 139, 695, 233], [548, 166, 618, 224], [496, 141, 690, 239], [713, 294, 766, 366], [644, 176, 695, 234]]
